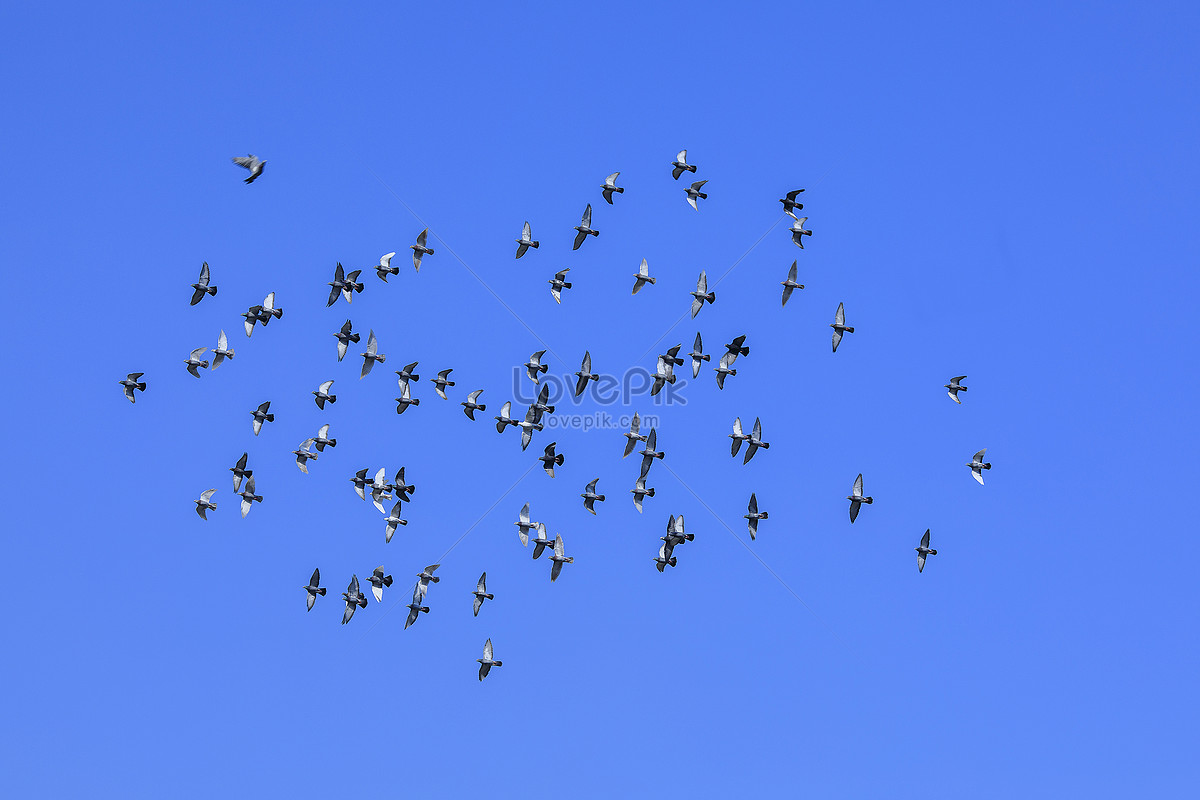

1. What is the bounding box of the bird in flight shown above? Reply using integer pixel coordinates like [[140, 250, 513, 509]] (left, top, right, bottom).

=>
[[231, 154, 265, 183]]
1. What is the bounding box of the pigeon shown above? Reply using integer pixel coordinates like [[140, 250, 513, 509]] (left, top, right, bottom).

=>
[[714, 354, 737, 389], [572, 204, 599, 250], [367, 566, 393, 603], [258, 291, 283, 325], [789, 216, 812, 248], [549, 534, 573, 582], [723, 335, 749, 365], [654, 541, 678, 572], [660, 344, 685, 368], [237, 476, 262, 518], [430, 369, 455, 399], [292, 439, 319, 473], [343, 269, 366, 300], [967, 449, 992, 485], [404, 592, 430, 629], [624, 412, 649, 457], [341, 575, 369, 624], [211, 330, 235, 369], [414, 564, 440, 602], [350, 468, 371, 501], [685, 179, 709, 210], [241, 305, 263, 338], [394, 361, 420, 389], [651, 355, 677, 397], [190, 262, 217, 305], [729, 417, 751, 456], [410, 228, 435, 271], [472, 573, 494, 617], [531, 522, 553, 558], [462, 390, 487, 420], [369, 468, 392, 513], [781, 261, 805, 307], [743, 417, 770, 464], [312, 423, 336, 452], [184, 347, 209, 378], [515, 221, 539, 259], [530, 383, 555, 423], [313, 380, 336, 410], [384, 501, 407, 543], [574, 351, 598, 397], [540, 442, 564, 477], [779, 189, 805, 218], [119, 372, 146, 403], [689, 333, 710, 378], [945, 376, 968, 404], [194, 489, 217, 520], [671, 149, 697, 179], [601, 172, 624, 204], [230, 452, 252, 492], [303, 568, 326, 611], [478, 638, 503, 680], [514, 503, 535, 547], [525, 350, 549, 382], [549, 268, 573, 303], [390, 467, 416, 502], [581, 478, 606, 514], [334, 319, 360, 361], [327, 263, 350, 307], [662, 514, 694, 548], [632, 258, 655, 294], [916, 529, 938, 573], [630, 477, 655, 513], [690, 271, 716, 318], [744, 493, 768, 540], [375, 252, 399, 282], [494, 401, 519, 432], [231, 154, 265, 183], [638, 428, 665, 478], [394, 381, 420, 414], [830, 303, 854, 353], [518, 405, 545, 451], [360, 329, 386, 378], [847, 474, 873, 523]]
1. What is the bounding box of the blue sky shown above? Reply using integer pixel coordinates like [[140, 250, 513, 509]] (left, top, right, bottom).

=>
[[3, 2, 1199, 796]]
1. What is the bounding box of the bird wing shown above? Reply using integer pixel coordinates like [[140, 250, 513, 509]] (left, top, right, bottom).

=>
[[849, 499, 860, 523], [686, 194, 698, 211], [697, 270, 707, 294], [853, 473, 863, 496], [319, 380, 334, 394], [582, 350, 591, 374], [366, 330, 378, 356], [676, 149, 687, 163], [189, 347, 207, 360], [605, 172, 619, 187], [835, 303, 845, 326], [483, 638, 493, 661], [691, 180, 708, 190], [974, 448, 987, 461], [199, 489, 216, 503], [581, 204, 592, 227], [262, 292, 276, 312], [630, 412, 640, 436], [572, 230, 586, 251], [748, 493, 758, 515], [232, 156, 255, 169], [379, 252, 395, 268], [553, 535, 565, 558], [522, 221, 531, 239], [752, 417, 762, 440], [416, 228, 428, 247], [639, 258, 649, 277], [521, 424, 533, 450], [921, 529, 931, 549]]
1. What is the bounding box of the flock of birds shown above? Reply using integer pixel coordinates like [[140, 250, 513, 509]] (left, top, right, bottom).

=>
[[118, 150, 994, 680]]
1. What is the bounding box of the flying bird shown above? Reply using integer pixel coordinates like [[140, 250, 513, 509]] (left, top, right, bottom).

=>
[[549, 268, 573, 303], [690, 271, 716, 318], [518, 405, 545, 451], [779, 189, 804, 217], [581, 478, 606, 514], [194, 489, 217, 520], [374, 252, 399, 282], [830, 303, 854, 352], [781, 261, 805, 307], [430, 368, 455, 399], [384, 501, 407, 543], [632, 258, 655, 294], [241, 305, 263, 338], [671, 149, 697, 179], [350, 468, 370, 501], [211, 330, 235, 369], [292, 438, 319, 473], [119, 372, 146, 403], [684, 179, 709, 210], [493, 401, 518, 432], [515, 221, 539, 258], [847, 473, 873, 523], [744, 493, 769, 540], [723, 335, 749, 365], [462, 390, 487, 420], [414, 564, 440, 602], [714, 354, 737, 389], [789, 216, 812, 248], [654, 541, 678, 572], [574, 351, 598, 397], [623, 412, 648, 457], [630, 477, 655, 513], [184, 347, 209, 378], [367, 566, 393, 603], [530, 383, 555, 423], [540, 442, 564, 477], [514, 503, 535, 547], [638, 428, 664, 478], [303, 568, 326, 611], [404, 592, 430, 629], [312, 423, 336, 452], [650, 354, 677, 397], [967, 448, 992, 485], [390, 467, 415, 502], [313, 380, 336, 409], [410, 228, 435, 271], [916, 529, 938, 573], [601, 172, 624, 204], [572, 204, 599, 250], [729, 417, 750, 456], [945, 375, 968, 404], [341, 575, 369, 624], [231, 154, 265, 183], [549, 534, 573, 582], [334, 319, 360, 361], [742, 417, 770, 464], [394, 381, 420, 414], [237, 475, 262, 518], [230, 452, 252, 492], [531, 522, 552, 559], [258, 291, 283, 325], [360, 329, 386, 378], [689, 333, 710, 378], [326, 263, 364, 306], [524, 350, 548, 382], [190, 262, 217, 305], [477, 638, 503, 680], [472, 573, 494, 617], [394, 361, 420, 389], [662, 514, 694, 548], [369, 468, 392, 513]]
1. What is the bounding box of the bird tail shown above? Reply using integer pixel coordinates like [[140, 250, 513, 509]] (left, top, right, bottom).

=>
[[983, 463, 992, 469], [329, 438, 337, 447], [929, 549, 938, 555], [759, 442, 769, 449], [698, 192, 707, 200], [485, 593, 494, 600], [317, 587, 327, 596], [431, 576, 440, 583], [200, 360, 209, 369], [546, 404, 555, 413], [864, 497, 873, 504], [208, 286, 218, 296], [478, 404, 487, 411], [646, 488, 655, 497], [358, 597, 368, 608], [739, 346, 749, 356], [329, 395, 337, 404], [493, 660, 503, 666], [383, 576, 393, 587], [376, 355, 386, 363], [669, 557, 677, 566], [687, 165, 697, 172], [137, 382, 146, 391], [412, 398, 421, 406], [563, 282, 573, 289], [760, 512, 769, 519], [597, 494, 606, 502], [707, 292, 716, 303], [684, 534, 695, 542], [531, 241, 540, 248], [554, 454, 564, 465], [271, 308, 283, 319], [265, 414, 275, 422], [844, 326, 855, 333]]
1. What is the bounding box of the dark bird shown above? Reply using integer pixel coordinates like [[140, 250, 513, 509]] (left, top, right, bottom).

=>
[[430, 368, 455, 399], [671, 149, 697, 179], [572, 204, 599, 250], [292, 438, 319, 473], [781, 261, 805, 307], [624, 412, 649, 457], [478, 638, 503, 680], [303, 568, 326, 611], [689, 333, 709, 378], [789, 216, 812, 248], [190, 262, 217, 305], [350, 468, 371, 501], [119, 372, 146, 403], [237, 475, 262, 518], [729, 417, 750, 456], [211, 330, 235, 369], [313, 380, 336, 410], [414, 564, 440, 602], [258, 291, 283, 325], [967, 448, 992, 485], [549, 534, 573, 582], [230, 452, 252, 492], [334, 319, 360, 362], [384, 501, 407, 543], [714, 354, 737, 389], [374, 252, 399, 282], [685, 179, 708, 210], [312, 423, 336, 452], [630, 476, 655, 513], [830, 303, 854, 352], [916, 529, 938, 573], [654, 541, 678, 572], [194, 489, 217, 520], [946, 375, 968, 404], [651, 354, 677, 397], [394, 361, 420, 389], [574, 350, 598, 397], [847, 473, 873, 523], [329, 263, 365, 306], [367, 566, 393, 603], [525, 350, 548, 382], [514, 502, 536, 547], [515, 221, 539, 259], [389, 466, 415, 502], [632, 258, 655, 294], [410, 228, 434, 271], [744, 493, 768, 540], [184, 347, 209, 378], [660, 344, 685, 368], [341, 575, 369, 624], [662, 514, 694, 548], [231, 154, 265, 183], [404, 592, 430, 629], [472, 573, 494, 617], [742, 417, 770, 464], [517, 405, 544, 451], [462, 389, 487, 420], [494, 401, 519, 432], [531, 522, 552, 558], [369, 468, 392, 513], [638, 427, 665, 478], [581, 478, 606, 514], [540, 442, 564, 477], [530, 383, 555, 423], [690, 271, 716, 319], [723, 335, 749, 365], [549, 268, 573, 303], [395, 381, 420, 414], [241, 305, 263, 338], [601, 172, 624, 204], [778, 189, 804, 217], [360, 329, 386, 378]]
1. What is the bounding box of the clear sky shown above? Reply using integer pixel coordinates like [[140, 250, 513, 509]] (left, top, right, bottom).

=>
[[3, 2, 1199, 797]]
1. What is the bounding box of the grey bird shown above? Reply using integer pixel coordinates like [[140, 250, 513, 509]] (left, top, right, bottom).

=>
[[313, 380, 336, 410], [394, 381, 420, 414], [119, 372, 146, 403], [494, 401, 519, 433], [430, 368, 455, 399], [630, 476, 655, 513], [389, 467, 415, 502], [574, 350, 598, 397], [690, 271, 716, 319], [194, 488, 218, 520], [638, 428, 665, 478], [462, 389, 487, 420], [781, 261, 805, 307], [549, 268, 573, 303], [685, 179, 709, 210], [518, 405, 544, 451], [237, 475, 262, 518], [258, 291, 283, 325], [671, 149, 697, 179], [303, 568, 326, 611], [339, 266, 365, 304], [394, 361, 420, 389], [601, 172, 624, 204], [967, 448, 992, 485], [525, 350, 548, 382], [945, 375, 968, 404], [367, 566, 393, 603], [623, 412, 648, 457], [514, 502, 535, 547], [742, 417, 770, 464], [404, 591, 430, 629], [478, 638, 503, 680], [414, 564, 441, 602], [375, 252, 398, 282], [327, 263, 350, 307], [360, 329, 386, 378], [549, 534, 573, 582], [292, 438, 319, 474], [723, 335, 749, 365], [530, 383, 555, 422], [515, 221, 539, 259], [830, 303, 854, 352], [689, 333, 710, 378], [230, 452, 252, 492], [632, 258, 655, 294], [184, 347, 209, 378], [581, 478, 606, 514], [744, 493, 768, 540], [241, 305, 263, 338], [729, 417, 751, 456], [660, 344, 685, 368], [190, 262, 217, 305], [779, 189, 805, 218], [369, 468, 392, 513], [211, 330, 235, 369], [714, 354, 737, 389], [341, 575, 369, 625], [350, 468, 370, 501], [410, 228, 435, 271], [916, 529, 938, 573], [847, 473, 873, 523], [789, 216, 812, 248], [531, 522, 552, 558], [231, 154, 265, 183], [654, 541, 678, 572], [312, 423, 336, 452], [334, 319, 360, 362], [540, 442, 564, 477], [572, 204, 599, 250], [472, 573, 493, 617], [384, 501, 407, 543], [651, 355, 677, 397], [662, 514, 694, 548]]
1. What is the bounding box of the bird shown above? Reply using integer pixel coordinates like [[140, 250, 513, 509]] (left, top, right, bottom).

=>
[[779, 189, 804, 217], [394, 361, 420, 389], [374, 252, 399, 282], [524, 350, 549, 382], [830, 303, 854, 352], [572, 204, 599, 250], [395, 381, 420, 414], [231, 154, 265, 183], [581, 478, 606, 514], [744, 493, 769, 540], [384, 501, 407, 543], [334, 319, 360, 361], [689, 333, 710, 378], [671, 149, 697, 179], [312, 423, 336, 452], [549, 534, 573, 582], [847, 473, 873, 523], [653, 541, 678, 572], [967, 448, 992, 485], [477, 638, 503, 680], [660, 344, 685, 368], [638, 428, 665, 478], [241, 305, 263, 338], [404, 592, 430, 629], [350, 468, 371, 501], [410, 228, 435, 271], [601, 172, 624, 204], [211, 330, 235, 369], [369, 468, 392, 513], [389, 467, 415, 502], [789, 216, 812, 248], [690, 271, 716, 318], [515, 221, 539, 258], [651, 355, 677, 397], [518, 405, 545, 451], [313, 380, 336, 409], [494, 401, 518, 432], [194, 489, 217, 520], [303, 568, 326, 611], [292, 439, 319, 473], [662, 514, 694, 548], [414, 564, 441, 602], [341, 575, 369, 624], [367, 566, 393, 603], [184, 347, 209, 378], [630, 477, 655, 513], [623, 412, 648, 457], [574, 351, 598, 397], [462, 390, 487, 420], [430, 368, 455, 399], [916, 529, 938, 573], [258, 291, 283, 325], [945, 375, 968, 404], [714, 354, 737, 389], [119, 372, 146, 403], [514, 503, 535, 547], [781, 261, 805, 307], [540, 442, 564, 477], [742, 417, 770, 464], [723, 335, 749, 365], [685, 179, 709, 210], [549, 268, 573, 303], [327, 263, 364, 306], [230, 452, 252, 492], [189, 262, 217, 305], [530, 383, 555, 423], [343, 270, 366, 299], [237, 476, 262, 518], [360, 329, 386, 378], [531, 522, 552, 559], [472, 573, 494, 617], [729, 417, 751, 456], [632, 258, 655, 294]]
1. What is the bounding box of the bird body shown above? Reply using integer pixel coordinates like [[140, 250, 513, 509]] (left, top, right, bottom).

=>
[[367, 566, 393, 603], [462, 389, 487, 420], [830, 303, 854, 352], [549, 268, 573, 303], [303, 568, 326, 611], [916, 529, 938, 572], [946, 375, 968, 404], [516, 221, 539, 258], [779, 189, 805, 217], [375, 252, 399, 281], [572, 204, 599, 250], [847, 473, 873, 523], [540, 442, 564, 477], [742, 417, 770, 464], [477, 638, 503, 680], [689, 333, 709, 378], [313, 380, 336, 409], [744, 493, 768, 539], [781, 261, 805, 306], [119, 372, 146, 403], [581, 478, 606, 514], [623, 412, 648, 458], [360, 329, 386, 378], [601, 172, 624, 204], [671, 149, 697, 179], [685, 179, 709, 210], [342, 575, 369, 624], [632, 258, 655, 294], [194, 489, 217, 520], [690, 271, 716, 318], [292, 438, 318, 473], [574, 350, 598, 397], [430, 368, 455, 399], [789, 216, 812, 248], [549, 534, 573, 582], [231, 154, 265, 183], [190, 262, 217, 305], [472, 573, 494, 617], [212, 330, 235, 369], [630, 477, 655, 513], [334, 319, 360, 361], [184, 347, 209, 378], [410, 228, 435, 270], [967, 448, 992, 484]]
